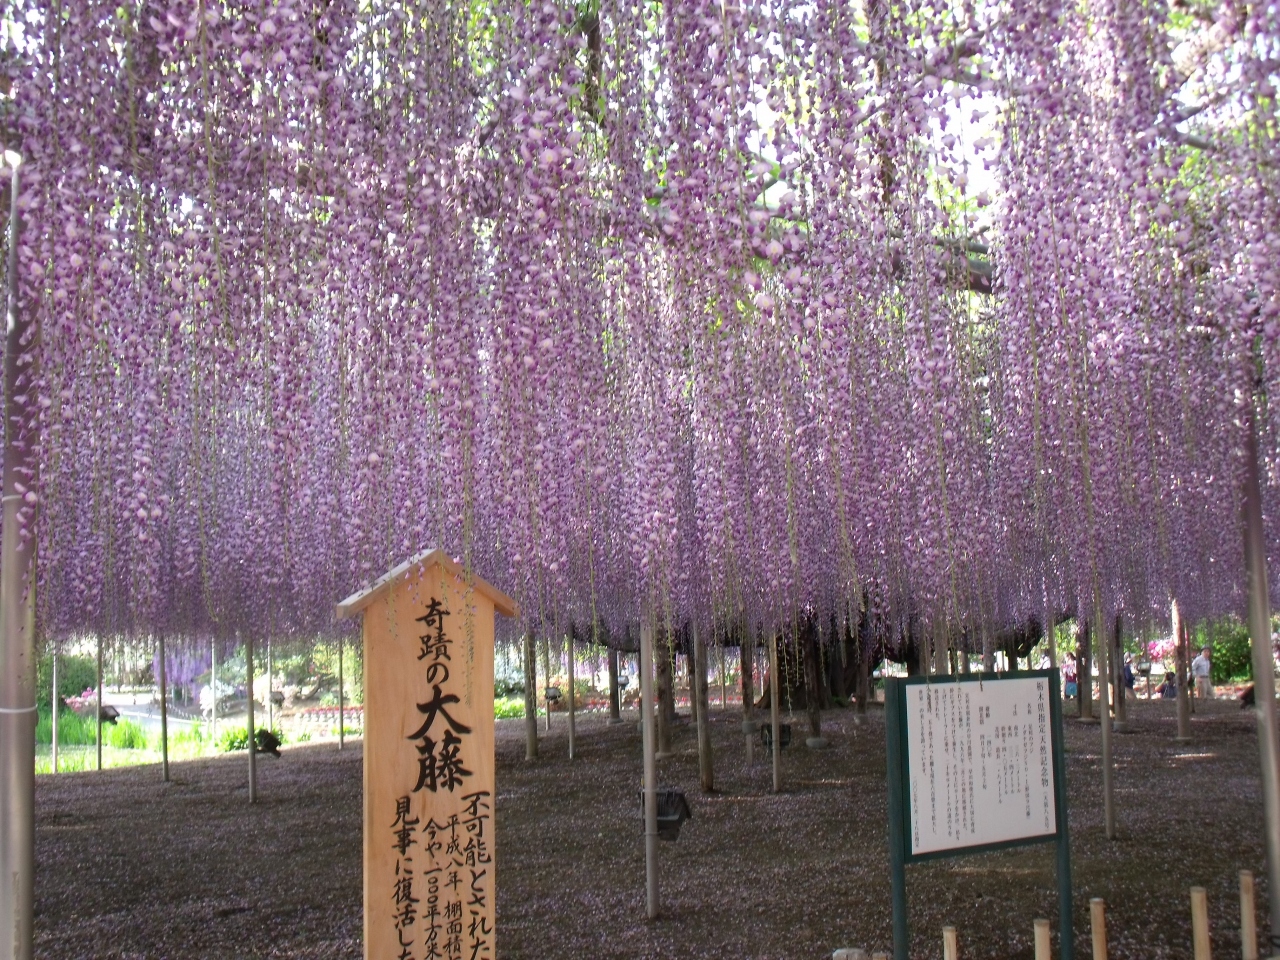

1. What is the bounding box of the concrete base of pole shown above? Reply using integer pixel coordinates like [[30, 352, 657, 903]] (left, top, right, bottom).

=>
[[655, 751, 675, 761], [608, 717, 625, 725], [806, 737, 830, 750], [741, 719, 759, 734]]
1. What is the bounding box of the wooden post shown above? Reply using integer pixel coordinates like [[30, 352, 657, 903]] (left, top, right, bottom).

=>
[[523, 631, 538, 759], [741, 624, 755, 765], [943, 926, 958, 960], [1034, 919, 1051, 960], [1191, 886, 1211, 960], [158, 633, 169, 783], [693, 621, 713, 792], [769, 629, 781, 793], [1079, 622, 1093, 720], [1090, 899, 1107, 960], [640, 618, 659, 919], [1239, 871, 1257, 960]]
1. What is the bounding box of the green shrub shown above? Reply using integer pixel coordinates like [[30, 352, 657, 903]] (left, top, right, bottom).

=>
[[217, 725, 285, 752], [169, 725, 206, 751], [1195, 617, 1255, 684], [35, 707, 97, 745], [495, 678, 524, 699], [105, 719, 148, 750], [494, 696, 525, 719]]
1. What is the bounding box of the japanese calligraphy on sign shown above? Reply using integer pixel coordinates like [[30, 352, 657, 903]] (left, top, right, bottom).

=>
[[336, 549, 517, 960], [902, 675, 1057, 857]]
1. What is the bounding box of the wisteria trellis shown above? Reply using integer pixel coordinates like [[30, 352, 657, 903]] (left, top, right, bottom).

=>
[[2, 0, 1278, 655]]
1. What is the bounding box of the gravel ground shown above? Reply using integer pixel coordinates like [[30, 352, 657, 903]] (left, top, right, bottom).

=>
[[34, 696, 1272, 959]]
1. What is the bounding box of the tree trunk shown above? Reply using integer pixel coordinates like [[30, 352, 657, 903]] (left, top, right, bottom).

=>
[[1078, 621, 1093, 720], [607, 646, 621, 722], [1174, 601, 1192, 739], [804, 622, 826, 747], [655, 634, 673, 757], [1113, 614, 1127, 725], [693, 624, 714, 791], [739, 630, 754, 720]]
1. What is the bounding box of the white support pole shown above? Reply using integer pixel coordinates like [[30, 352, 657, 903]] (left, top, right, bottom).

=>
[[567, 628, 576, 760], [0, 151, 38, 960], [1241, 407, 1280, 957], [338, 635, 345, 751], [96, 634, 103, 771], [266, 636, 273, 733], [211, 639, 218, 743], [640, 618, 658, 920]]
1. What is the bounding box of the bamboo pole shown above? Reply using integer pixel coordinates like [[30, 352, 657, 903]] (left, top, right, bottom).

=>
[[943, 926, 958, 960], [1034, 919, 1051, 960], [640, 618, 658, 919], [158, 633, 169, 783], [1191, 886, 1211, 960], [1240, 871, 1257, 960], [1241, 406, 1280, 959], [1090, 898, 1108, 960], [769, 629, 781, 793]]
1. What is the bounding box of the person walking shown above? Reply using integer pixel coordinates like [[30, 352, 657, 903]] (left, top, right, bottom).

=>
[[1191, 645, 1214, 700]]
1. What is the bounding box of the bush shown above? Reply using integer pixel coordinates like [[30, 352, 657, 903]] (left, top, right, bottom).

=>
[[495, 677, 524, 699], [105, 719, 147, 750], [35, 707, 96, 745], [1196, 617, 1254, 684], [35, 653, 98, 711], [494, 696, 525, 719], [217, 725, 285, 752]]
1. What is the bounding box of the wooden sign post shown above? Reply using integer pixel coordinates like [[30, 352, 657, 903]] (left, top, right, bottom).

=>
[[885, 670, 1073, 960], [337, 549, 517, 960]]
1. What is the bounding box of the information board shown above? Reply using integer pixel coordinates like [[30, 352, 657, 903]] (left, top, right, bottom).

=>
[[902, 674, 1056, 858], [884, 669, 1073, 960]]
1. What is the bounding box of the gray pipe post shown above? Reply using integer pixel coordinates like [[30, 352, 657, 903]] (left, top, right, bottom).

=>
[[245, 634, 257, 803], [769, 629, 781, 794], [1242, 405, 1280, 956], [211, 638, 218, 742], [0, 150, 38, 960], [266, 636, 273, 733], [1095, 599, 1115, 840], [51, 641, 58, 774], [338, 635, 345, 751], [158, 633, 169, 783], [567, 628, 576, 760], [96, 634, 103, 770], [640, 618, 659, 919]]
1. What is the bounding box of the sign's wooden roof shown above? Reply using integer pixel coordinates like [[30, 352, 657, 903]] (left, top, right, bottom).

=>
[[335, 548, 519, 620]]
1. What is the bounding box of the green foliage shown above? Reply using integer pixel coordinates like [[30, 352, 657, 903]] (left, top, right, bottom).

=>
[[105, 719, 148, 750], [169, 725, 206, 751], [35, 653, 98, 711], [1194, 617, 1254, 684], [217, 725, 286, 752], [35, 707, 96, 745], [494, 696, 525, 719], [495, 677, 524, 699]]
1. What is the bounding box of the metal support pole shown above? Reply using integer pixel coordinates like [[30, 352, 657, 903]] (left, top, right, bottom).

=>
[[246, 635, 257, 803], [337, 635, 345, 751], [1241, 407, 1280, 957], [51, 644, 58, 774], [1095, 599, 1115, 840], [567, 629, 576, 760], [158, 633, 169, 783], [0, 152, 38, 960], [640, 618, 659, 919], [769, 629, 781, 793], [211, 639, 218, 743], [96, 634, 103, 771], [523, 631, 538, 760], [266, 636, 273, 733]]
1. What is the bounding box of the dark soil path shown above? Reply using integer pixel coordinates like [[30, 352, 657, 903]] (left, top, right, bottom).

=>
[[34, 698, 1271, 959]]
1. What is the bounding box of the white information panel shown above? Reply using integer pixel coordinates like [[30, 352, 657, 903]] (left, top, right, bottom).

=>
[[905, 676, 1056, 857]]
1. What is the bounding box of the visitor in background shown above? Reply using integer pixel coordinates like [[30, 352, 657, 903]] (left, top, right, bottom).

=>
[[1063, 653, 1078, 699], [1156, 671, 1178, 699], [1191, 645, 1214, 700], [1123, 654, 1136, 701]]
